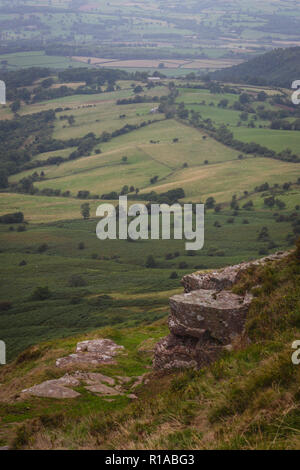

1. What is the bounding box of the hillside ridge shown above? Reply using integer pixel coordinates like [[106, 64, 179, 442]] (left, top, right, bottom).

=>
[[212, 47, 300, 87]]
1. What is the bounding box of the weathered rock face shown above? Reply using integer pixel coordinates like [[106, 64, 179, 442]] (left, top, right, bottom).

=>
[[181, 251, 288, 293], [169, 290, 252, 344], [22, 375, 81, 399], [154, 252, 289, 371], [154, 333, 222, 370], [56, 339, 124, 368], [21, 369, 147, 400]]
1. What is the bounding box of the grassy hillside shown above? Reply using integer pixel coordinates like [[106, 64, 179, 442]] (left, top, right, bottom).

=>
[[1, 201, 296, 360], [0, 245, 299, 449], [7, 81, 300, 202]]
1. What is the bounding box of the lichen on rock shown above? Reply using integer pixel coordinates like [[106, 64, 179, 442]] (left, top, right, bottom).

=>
[[154, 252, 289, 370]]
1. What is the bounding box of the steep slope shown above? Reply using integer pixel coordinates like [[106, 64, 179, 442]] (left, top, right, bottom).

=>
[[0, 241, 299, 450], [212, 47, 300, 88]]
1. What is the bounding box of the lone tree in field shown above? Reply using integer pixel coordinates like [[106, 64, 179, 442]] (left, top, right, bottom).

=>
[[81, 203, 90, 220], [0, 170, 8, 189], [10, 100, 21, 113], [68, 115, 75, 126]]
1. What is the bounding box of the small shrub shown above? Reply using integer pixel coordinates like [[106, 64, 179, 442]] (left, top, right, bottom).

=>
[[0, 301, 12, 312], [170, 271, 179, 279], [16, 345, 42, 364], [70, 296, 82, 305], [146, 255, 156, 268], [68, 275, 87, 287], [0, 212, 24, 224], [37, 243, 48, 253], [31, 286, 52, 301], [179, 262, 188, 269]]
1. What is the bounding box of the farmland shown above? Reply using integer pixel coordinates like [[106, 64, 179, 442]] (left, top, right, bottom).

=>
[[0, 2, 300, 451], [177, 86, 300, 155], [1, 0, 300, 76]]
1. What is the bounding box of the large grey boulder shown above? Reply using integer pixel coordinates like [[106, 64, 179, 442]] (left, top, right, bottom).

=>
[[169, 289, 252, 344]]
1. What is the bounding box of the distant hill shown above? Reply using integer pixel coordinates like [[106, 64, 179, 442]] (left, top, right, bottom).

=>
[[212, 47, 300, 88]]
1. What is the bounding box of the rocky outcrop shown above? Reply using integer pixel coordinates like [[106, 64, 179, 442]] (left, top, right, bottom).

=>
[[21, 369, 147, 400], [154, 252, 289, 370], [154, 332, 225, 370], [181, 251, 287, 293], [22, 375, 81, 399], [169, 290, 252, 343], [56, 339, 124, 368], [21, 338, 148, 399]]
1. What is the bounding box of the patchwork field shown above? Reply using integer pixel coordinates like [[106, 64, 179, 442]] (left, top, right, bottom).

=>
[[9, 119, 244, 197], [146, 158, 300, 202], [0, 193, 101, 223], [177, 86, 300, 155], [72, 56, 243, 71], [234, 128, 300, 154], [0, 51, 89, 70]]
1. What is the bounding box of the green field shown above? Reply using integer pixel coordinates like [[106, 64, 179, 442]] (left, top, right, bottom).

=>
[[177, 86, 300, 155], [234, 127, 300, 154], [0, 51, 90, 70]]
